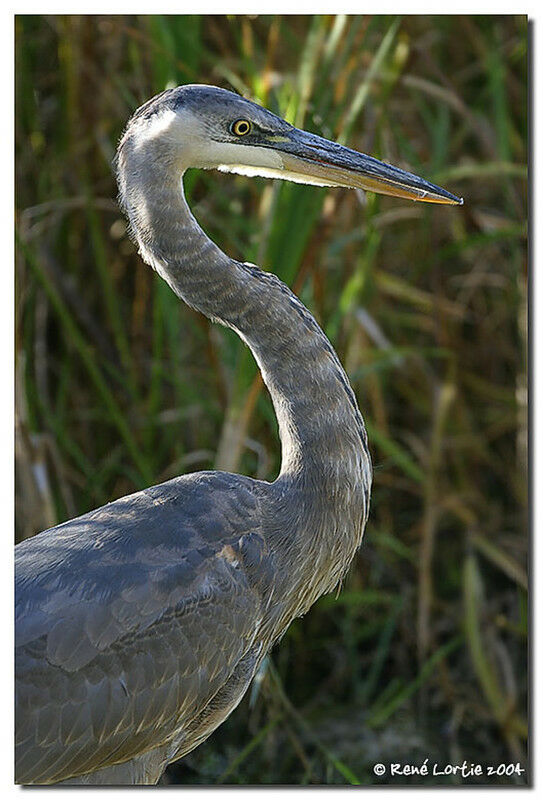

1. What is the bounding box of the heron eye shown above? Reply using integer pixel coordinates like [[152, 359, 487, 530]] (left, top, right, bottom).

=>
[[231, 119, 252, 137]]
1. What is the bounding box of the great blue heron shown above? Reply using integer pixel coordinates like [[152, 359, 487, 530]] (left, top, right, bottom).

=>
[[15, 85, 462, 785]]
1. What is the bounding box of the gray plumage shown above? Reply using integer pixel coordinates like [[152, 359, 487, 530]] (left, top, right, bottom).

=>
[[16, 84, 460, 785]]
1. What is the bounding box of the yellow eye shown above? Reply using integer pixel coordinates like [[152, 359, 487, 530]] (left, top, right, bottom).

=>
[[231, 119, 252, 136]]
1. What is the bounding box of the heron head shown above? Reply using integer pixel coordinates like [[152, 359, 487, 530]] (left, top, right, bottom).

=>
[[127, 84, 462, 205]]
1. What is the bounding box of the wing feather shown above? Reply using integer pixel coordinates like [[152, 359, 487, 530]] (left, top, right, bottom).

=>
[[15, 472, 274, 784]]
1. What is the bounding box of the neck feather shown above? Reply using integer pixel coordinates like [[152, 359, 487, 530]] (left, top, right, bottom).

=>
[[116, 135, 371, 508]]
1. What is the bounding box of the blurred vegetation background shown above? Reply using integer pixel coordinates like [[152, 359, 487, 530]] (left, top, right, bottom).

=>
[[15, 14, 528, 786]]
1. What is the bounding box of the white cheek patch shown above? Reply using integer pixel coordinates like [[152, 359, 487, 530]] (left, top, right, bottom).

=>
[[195, 141, 283, 171], [132, 108, 178, 151], [131, 108, 209, 163]]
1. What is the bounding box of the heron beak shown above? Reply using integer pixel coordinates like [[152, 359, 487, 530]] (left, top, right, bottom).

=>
[[269, 128, 463, 205]]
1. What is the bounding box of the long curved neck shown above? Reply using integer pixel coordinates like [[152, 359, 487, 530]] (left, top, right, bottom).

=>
[[117, 136, 371, 501]]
